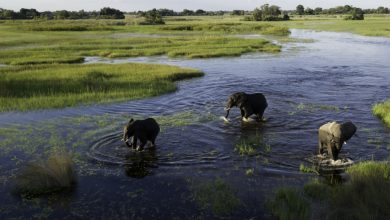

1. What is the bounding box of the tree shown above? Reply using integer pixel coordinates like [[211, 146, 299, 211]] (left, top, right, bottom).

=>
[[296, 5, 304, 15], [314, 7, 323, 15], [19, 8, 40, 19], [195, 9, 206, 15], [252, 8, 262, 21], [54, 10, 70, 19], [305, 8, 314, 15], [377, 6, 389, 14], [142, 8, 165, 24], [252, 4, 285, 21], [351, 7, 364, 20], [181, 9, 194, 16], [231, 10, 244, 16], [99, 7, 124, 19]]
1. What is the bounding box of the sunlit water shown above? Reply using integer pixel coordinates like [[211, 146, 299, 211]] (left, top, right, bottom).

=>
[[0, 29, 390, 219]]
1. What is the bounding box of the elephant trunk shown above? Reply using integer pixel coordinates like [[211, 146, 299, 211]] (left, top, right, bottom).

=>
[[225, 109, 230, 118]]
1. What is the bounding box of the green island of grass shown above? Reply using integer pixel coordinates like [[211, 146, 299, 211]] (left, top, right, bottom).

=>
[[0, 19, 286, 65], [0, 63, 203, 112], [373, 100, 390, 127]]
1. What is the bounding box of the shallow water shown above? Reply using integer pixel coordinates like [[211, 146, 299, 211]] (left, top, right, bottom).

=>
[[1, 29, 390, 219]]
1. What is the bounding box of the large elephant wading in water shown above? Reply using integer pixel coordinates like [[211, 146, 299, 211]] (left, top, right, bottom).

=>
[[224, 92, 268, 122], [318, 121, 357, 160]]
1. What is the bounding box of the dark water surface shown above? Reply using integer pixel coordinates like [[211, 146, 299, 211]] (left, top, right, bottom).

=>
[[1, 29, 390, 219]]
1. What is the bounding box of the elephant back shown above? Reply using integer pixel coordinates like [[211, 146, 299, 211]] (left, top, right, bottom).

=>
[[319, 121, 341, 138]]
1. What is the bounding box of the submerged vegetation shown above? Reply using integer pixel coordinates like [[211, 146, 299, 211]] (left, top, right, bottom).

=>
[[373, 100, 390, 127], [0, 63, 203, 111], [192, 178, 240, 216]]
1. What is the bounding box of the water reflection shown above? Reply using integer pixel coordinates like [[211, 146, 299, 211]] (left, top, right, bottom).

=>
[[124, 148, 158, 178]]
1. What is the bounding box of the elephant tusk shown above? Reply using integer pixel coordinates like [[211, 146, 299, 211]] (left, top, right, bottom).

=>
[[121, 138, 124, 142], [344, 141, 347, 145]]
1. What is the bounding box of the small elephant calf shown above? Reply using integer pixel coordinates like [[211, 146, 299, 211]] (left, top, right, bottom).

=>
[[318, 121, 357, 160], [224, 92, 268, 122], [122, 118, 160, 151]]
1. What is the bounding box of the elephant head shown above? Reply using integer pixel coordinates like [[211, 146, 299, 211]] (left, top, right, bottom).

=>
[[329, 121, 357, 149], [122, 118, 135, 143], [224, 92, 248, 118]]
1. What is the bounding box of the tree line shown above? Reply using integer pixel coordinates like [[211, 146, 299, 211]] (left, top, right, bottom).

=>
[[294, 5, 389, 16], [1, 5, 389, 21], [0, 7, 124, 20]]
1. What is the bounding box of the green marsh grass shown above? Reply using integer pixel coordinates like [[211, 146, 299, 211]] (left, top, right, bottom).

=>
[[267, 188, 310, 220], [327, 162, 390, 219], [303, 178, 331, 201], [271, 162, 390, 219], [0, 19, 285, 65], [373, 100, 390, 127], [0, 63, 203, 111]]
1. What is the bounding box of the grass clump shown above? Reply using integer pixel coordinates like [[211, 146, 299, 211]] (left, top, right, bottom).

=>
[[328, 162, 390, 219], [235, 132, 270, 156], [0, 63, 203, 112], [235, 141, 257, 156], [299, 163, 318, 174], [373, 100, 390, 127], [303, 178, 331, 201], [267, 188, 310, 220], [13, 151, 77, 197], [245, 168, 255, 176], [192, 178, 240, 216]]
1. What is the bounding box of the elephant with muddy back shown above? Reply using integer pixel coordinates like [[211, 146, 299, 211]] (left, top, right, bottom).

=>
[[224, 92, 268, 122], [318, 121, 357, 160], [122, 118, 160, 151]]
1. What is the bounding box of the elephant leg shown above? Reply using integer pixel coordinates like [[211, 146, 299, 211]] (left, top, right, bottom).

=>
[[327, 143, 338, 160], [318, 140, 323, 155], [132, 136, 138, 150], [150, 137, 156, 148], [240, 109, 245, 117], [256, 109, 265, 121], [125, 137, 132, 148], [137, 141, 146, 151]]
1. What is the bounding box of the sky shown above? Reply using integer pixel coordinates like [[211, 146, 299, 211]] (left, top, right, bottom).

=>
[[1, 0, 390, 12]]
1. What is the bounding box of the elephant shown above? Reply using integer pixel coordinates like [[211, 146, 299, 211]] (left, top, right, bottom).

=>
[[122, 118, 160, 151], [224, 92, 268, 122], [318, 121, 357, 160]]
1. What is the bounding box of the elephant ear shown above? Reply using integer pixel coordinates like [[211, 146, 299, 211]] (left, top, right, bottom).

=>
[[236, 93, 248, 108], [128, 118, 134, 124], [341, 121, 357, 140]]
